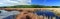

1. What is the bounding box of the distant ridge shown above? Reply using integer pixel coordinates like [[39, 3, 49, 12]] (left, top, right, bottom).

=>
[[0, 5, 60, 8]]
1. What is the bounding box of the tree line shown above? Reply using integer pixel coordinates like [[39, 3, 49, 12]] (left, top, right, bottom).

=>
[[0, 5, 60, 8]]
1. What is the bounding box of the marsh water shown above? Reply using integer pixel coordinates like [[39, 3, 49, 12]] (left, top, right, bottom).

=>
[[0, 10, 60, 19]]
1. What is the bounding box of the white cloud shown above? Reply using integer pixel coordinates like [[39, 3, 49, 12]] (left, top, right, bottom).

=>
[[0, 0, 31, 6], [0, 3, 3, 4]]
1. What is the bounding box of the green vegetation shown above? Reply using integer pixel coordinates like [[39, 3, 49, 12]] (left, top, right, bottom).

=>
[[0, 5, 60, 8]]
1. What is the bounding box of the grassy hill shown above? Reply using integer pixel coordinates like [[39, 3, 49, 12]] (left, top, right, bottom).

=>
[[0, 5, 60, 8]]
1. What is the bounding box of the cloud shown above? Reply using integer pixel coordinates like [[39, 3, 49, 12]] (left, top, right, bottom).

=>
[[0, 3, 3, 4], [0, 0, 31, 6]]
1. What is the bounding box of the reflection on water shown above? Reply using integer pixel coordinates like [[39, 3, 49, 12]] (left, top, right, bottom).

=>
[[0, 10, 20, 19], [35, 10, 60, 19]]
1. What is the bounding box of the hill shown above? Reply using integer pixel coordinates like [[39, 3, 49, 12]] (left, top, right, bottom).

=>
[[0, 5, 60, 8]]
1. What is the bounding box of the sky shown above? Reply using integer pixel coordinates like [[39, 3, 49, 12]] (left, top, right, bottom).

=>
[[32, 0, 60, 6], [0, 0, 60, 6], [0, 0, 31, 6], [32, 0, 44, 5]]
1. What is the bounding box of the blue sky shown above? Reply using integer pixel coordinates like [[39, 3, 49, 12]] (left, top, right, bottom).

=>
[[0, 0, 60, 6], [32, 0, 44, 5], [32, 0, 60, 6], [44, 0, 60, 6]]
